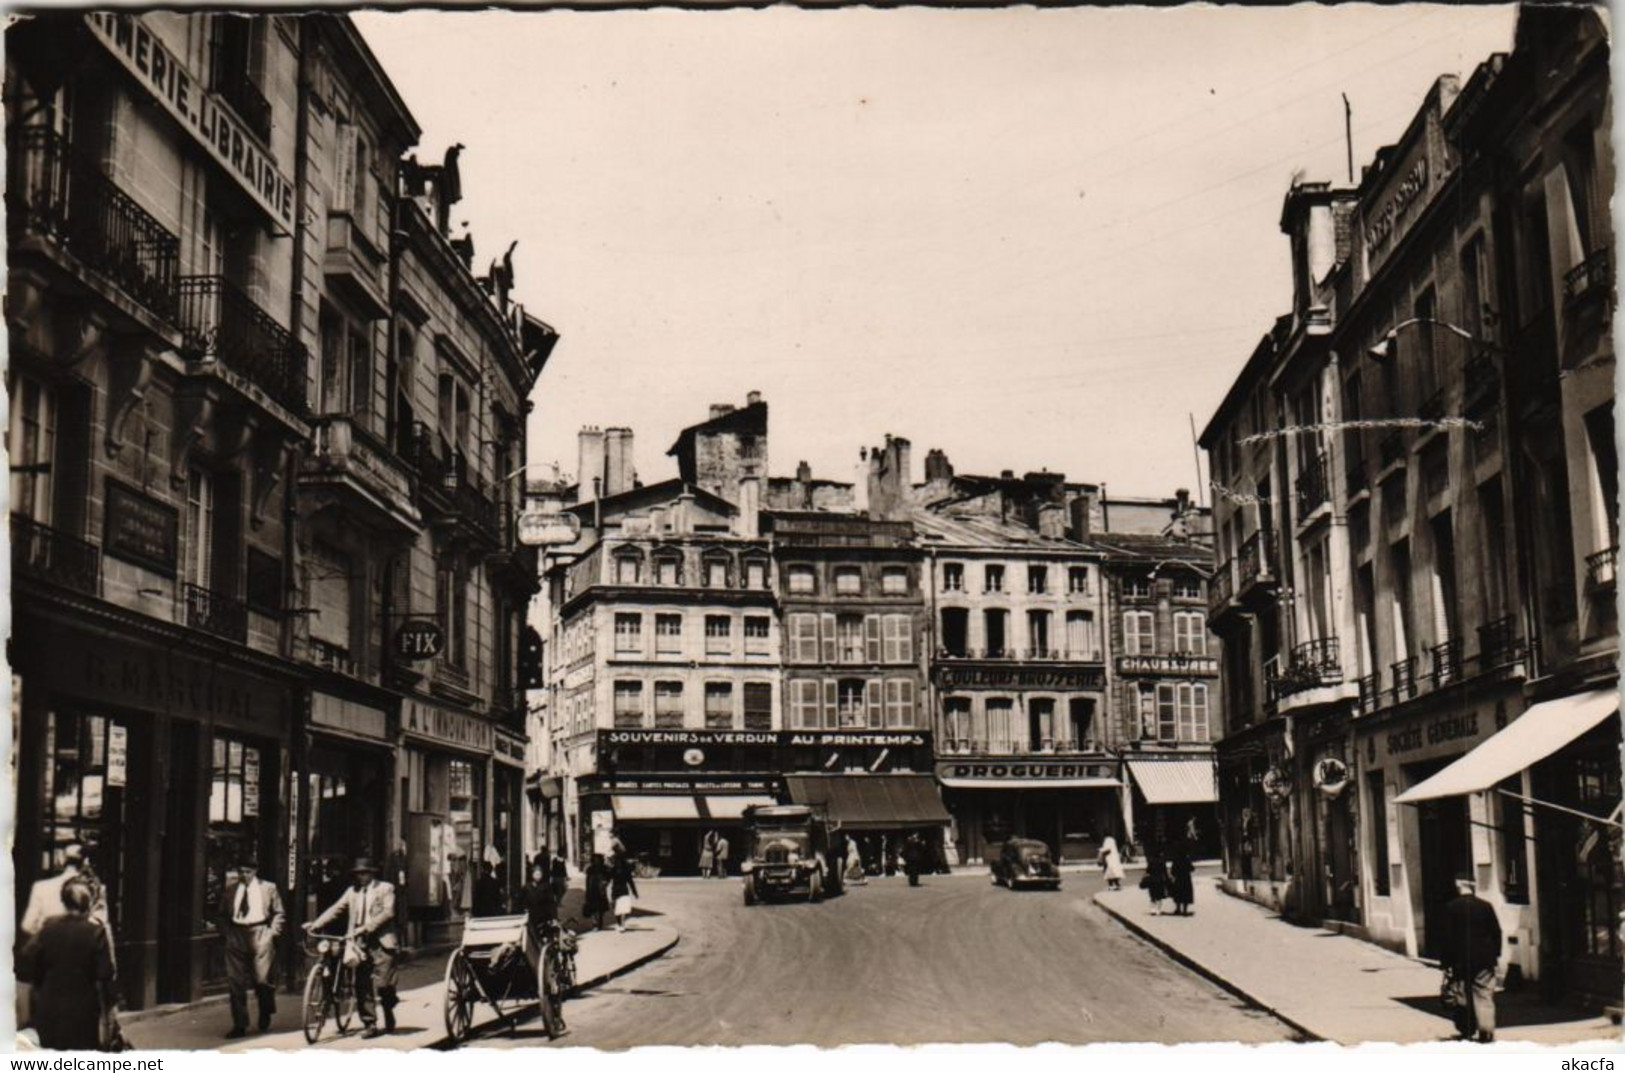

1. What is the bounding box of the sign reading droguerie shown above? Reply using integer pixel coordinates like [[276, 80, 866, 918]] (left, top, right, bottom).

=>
[[84, 13, 296, 229], [403, 698, 493, 753], [104, 479, 179, 576], [935, 761, 1116, 782], [937, 664, 1104, 691]]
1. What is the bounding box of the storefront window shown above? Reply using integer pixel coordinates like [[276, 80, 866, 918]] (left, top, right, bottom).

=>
[[448, 758, 482, 915], [1496, 776, 1529, 905], [206, 732, 265, 927], [41, 709, 129, 934], [1367, 771, 1390, 896]]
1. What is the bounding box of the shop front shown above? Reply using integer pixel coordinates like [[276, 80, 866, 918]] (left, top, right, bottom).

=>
[[578, 773, 780, 875], [301, 691, 393, 924], [492, 729, 528, 893], [399, 696, 493, 944], [936, 757, 1122, 865], [12, 618, 296, 1010], [1395, 687, 1620, 1005], [1215, 721, 1295, 911], [1123, 753, 1221, 858]]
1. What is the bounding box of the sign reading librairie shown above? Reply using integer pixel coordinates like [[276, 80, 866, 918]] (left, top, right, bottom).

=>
[[84, 13, 296, 229], [104, 479, 179, 576]]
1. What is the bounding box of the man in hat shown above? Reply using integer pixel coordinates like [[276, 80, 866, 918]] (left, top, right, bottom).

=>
[[218, 856, 285, 1038], [308, 857, 399, 1038], [1441, 875, 1503, 1042]]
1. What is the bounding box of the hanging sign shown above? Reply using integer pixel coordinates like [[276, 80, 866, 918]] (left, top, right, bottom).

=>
[[516, 510, 582, 547], [1261, 766, 1293, 804], [243, 746, 261, 817], [107, 725, 128, 788], [393, 619, 446, 662], [1313, 757, 1351, 798]]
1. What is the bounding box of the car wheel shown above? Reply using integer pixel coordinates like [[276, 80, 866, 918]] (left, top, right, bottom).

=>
[[744, 884, 757, 906]]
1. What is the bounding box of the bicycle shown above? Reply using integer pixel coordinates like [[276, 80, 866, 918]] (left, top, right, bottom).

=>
[[535, 918, 578, 1038], [301, 931, 359, 1044]]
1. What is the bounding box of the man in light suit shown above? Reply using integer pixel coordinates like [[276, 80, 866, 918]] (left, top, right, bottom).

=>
[[308, 857, 399, 1037], [20, 844, 105, 940], [218, 857, 285, 1038]]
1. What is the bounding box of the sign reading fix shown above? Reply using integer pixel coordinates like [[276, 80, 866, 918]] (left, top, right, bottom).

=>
[[393, 620, 446, 662]]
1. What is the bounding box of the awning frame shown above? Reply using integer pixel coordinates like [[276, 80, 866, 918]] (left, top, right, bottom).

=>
[[1492, 788, 1623, 830]]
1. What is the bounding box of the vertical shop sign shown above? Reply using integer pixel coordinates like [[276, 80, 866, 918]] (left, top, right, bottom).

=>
[[244, 746, 261, 817], [107, 725, 128, 788]]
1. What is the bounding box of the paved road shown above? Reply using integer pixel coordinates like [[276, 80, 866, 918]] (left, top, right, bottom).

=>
[[467, 868, 1295, 1048]]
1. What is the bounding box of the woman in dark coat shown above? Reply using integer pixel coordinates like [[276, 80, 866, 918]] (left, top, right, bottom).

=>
[[1140, 853, 1171, 915], [1169, 842, 1196, 916], [18, 879, 115, 1050], [581, 855, 611, 930]]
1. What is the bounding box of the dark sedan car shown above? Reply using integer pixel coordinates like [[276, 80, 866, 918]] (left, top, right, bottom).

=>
[[990, 838, 1062, 890]]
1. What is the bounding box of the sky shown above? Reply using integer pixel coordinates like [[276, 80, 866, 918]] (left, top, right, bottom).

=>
[[355, 5, 1518, 501]]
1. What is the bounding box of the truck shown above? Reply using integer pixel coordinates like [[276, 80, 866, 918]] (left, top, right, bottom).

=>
[[740, 804, 844, 905]]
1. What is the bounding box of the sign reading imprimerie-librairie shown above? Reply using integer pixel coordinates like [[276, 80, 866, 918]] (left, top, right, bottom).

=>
[[85, 13, 296, 230]]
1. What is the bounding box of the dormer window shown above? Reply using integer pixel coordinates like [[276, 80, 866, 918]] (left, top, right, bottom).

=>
[[613, 551, 642, 585], [703, 554, 732, 589], [654, 554, 682, 586]]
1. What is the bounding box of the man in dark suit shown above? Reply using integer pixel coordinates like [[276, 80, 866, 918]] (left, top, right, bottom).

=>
[[1441, 876, 1502, 1042], [308, 858, 400, 1037]]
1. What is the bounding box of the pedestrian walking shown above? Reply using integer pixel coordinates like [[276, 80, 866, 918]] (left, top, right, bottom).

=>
[[520, 861, 559, 943], [582, 855, 611, 930], [549, 849, 570, 904], [1168, 842, 1196, 916], [901, 832, 926, 887], [15, 879, 116, 1051], [713, 834, 730, 878], [1139, 852, 1171, 915], [610, 855, 639, 932], [307, 858, 400, 1038], [1098, 835, 1126, 891], [844, 852, 868, 887], [20, 844, 106, 941], [218, 857, 285, 1038], [1441, 876, 1502, 1042], [472, 861, 506, 917], [698, 830, 717, 878]]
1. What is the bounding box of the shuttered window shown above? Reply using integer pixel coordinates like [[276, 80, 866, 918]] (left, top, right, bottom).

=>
[[883, 615, 913, 663], [789, 680, 821, 730], [884, 678, 916, 728], [788, 614, 819, 663], [1123, 611, 1155, 655]]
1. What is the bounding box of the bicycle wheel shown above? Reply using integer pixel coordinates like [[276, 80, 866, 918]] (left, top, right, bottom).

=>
[[334, 963, 358, 1032], [538, 945, 565, 1039], [302, 963, 332, 1045]]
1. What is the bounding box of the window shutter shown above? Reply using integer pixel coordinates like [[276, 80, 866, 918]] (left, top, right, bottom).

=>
[[820, 614, 837, 664], [894, 615, 913, 664], [822, 679, 838, 728], [333, 122, 357, 214], [1158, 684, 1178, 742], [894, 679, 915, 728], [865, 615, 883, 663], [880, 616, 897, 664], [866, 680, 884, 728]]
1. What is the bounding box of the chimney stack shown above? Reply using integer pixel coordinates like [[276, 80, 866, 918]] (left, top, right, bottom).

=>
[[604, 427, 634, 497], [709, 403, 736, 420], [746, 390, 762, 407], [796, 460, 812, 484], [674, 492, 696, 534], [737, 478, 761, 539], [1069, 489, 1097, 540], [1038, 503, 1066, 539], [1175, 488, 1192, 517], [577, 427, 606, 504], [923, 448, 953, 482]]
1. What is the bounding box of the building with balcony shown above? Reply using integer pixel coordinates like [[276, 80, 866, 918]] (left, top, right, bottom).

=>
[[6, 12, 313, 1008], [913, 503, 1114, 866], [1202, 7, 1618, 1010]]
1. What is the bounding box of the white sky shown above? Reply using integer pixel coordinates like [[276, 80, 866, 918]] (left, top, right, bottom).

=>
[[354, 5, 1517, 499]]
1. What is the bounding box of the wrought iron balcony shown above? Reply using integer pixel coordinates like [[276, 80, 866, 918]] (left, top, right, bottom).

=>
[[1477, 615, 1526, 671], [1295, 452, 1330, 517], [1564, 246, 1612, 309], [11, 513, 100, 597], [1429, 638, 1463, 689], [1237, 530, 1277, 598], [1355, 672, 1380, 715], [936, 738, 1089, 757], [7, 127, 180, 324], [210, 39, 273, 144], [1586, 545, 1618, 591], [1390, 656, 1418, 704], [186, 583, 248, 643], [1208, 557, 1235, 614], [176, 276, 308, 417]]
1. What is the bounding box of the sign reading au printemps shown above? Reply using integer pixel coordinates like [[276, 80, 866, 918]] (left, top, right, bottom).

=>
[[104, 479, 179, 576], [601, 729, 929, 748], [84, 13, 296, 229]]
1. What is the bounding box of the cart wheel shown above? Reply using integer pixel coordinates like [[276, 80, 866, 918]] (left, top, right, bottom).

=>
[[334, 963, 358, 1032], [443, 951, 476, 1044], [538, 946, 565, 1039], [302, 963, 331, 1045]]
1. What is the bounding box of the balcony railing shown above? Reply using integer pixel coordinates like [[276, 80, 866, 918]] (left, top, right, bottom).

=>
[[1209, 558, 1235, 613], [12, 514, 100, 597], [1390, 656, 1418, 704], [210, 40, 273, 144], [1429, 638, 1463, 689], [1586, 545, 1618, 591], [1477, 615, 1526, 671], [1379, 431, 1407, 470], [1295, 452, 1330, 517], [1355, 672, 1380, 715], [1564, 247, 1612, 308], [1237, 530, 1277, 590], [936, 739, 1092, 756], [186, 583, 248, 643], [7, 127, 180, 324], [937, 647, 1098, 662], [176, 276, 308, 417]]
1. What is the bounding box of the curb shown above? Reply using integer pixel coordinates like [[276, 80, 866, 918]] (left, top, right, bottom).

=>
[[569, 931, 681, 996], [1091, 893, 1321, 1043]]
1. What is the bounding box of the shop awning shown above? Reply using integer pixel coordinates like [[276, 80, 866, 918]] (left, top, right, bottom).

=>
[[783, 774, 952, 830], [1126, 758, 1218, 804], [611, 795, 702, 821], [697, 795, 777, 821], [1396, 689, 1620, 805]]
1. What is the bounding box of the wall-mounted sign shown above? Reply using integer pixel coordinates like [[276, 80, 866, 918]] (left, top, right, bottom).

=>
[[683, 748, 706, 767], [1261, 766, 1293, 804], [516, 510, 582, 547], [84, 13, 296, 230], [936, 760, 1118, 786], [1116, 654, 1220, 677], [1384, 710, 1481, 758], [1313, 757, 1351, 797], [104, 479, 179, 576], [586, 776, 779, 794], [403, 698, 493, 753], [392, 620, 445, 662], [243, 746, 261, 817], [937, 664, 1104, 691], [601, 728, 929, 749], [1364, 157, 1429, 259], [107, 725, 128, 788], [311, 692, 389, 741]]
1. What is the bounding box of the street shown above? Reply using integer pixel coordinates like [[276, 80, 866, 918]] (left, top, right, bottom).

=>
[[466, 868, 1293, 1048]]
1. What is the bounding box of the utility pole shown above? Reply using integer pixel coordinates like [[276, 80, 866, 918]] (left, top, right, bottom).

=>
[[1342, 93, 1354, 183]]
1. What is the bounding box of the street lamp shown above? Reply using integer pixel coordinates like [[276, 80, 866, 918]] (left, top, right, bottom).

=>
[[1366, 316, 1483, 363]]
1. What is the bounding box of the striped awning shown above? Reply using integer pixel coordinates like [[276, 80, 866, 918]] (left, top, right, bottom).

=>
[[1126, 757, 1218, 805], [783, 774, 952, 830]]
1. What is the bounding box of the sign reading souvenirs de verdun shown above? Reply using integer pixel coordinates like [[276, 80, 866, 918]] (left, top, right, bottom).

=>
[[84, 13, 296, 230]]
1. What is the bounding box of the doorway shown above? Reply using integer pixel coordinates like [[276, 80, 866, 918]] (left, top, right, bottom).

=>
[[157, 723, 199, 1004], [1413, 766, 1471, 959]]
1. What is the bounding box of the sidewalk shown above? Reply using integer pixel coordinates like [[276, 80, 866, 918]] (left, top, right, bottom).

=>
[[1095, 882, 1620, 1045], [121, 918, 678, 1052]]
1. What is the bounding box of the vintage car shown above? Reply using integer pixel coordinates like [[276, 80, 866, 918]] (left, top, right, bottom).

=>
[[740, 804, 841, 904], [990, 838, 1062, 890]]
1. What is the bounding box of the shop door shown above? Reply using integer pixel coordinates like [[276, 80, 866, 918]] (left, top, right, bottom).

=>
[[157, 723, 199, 1004], [1537, 735, 1624, 1005], [1416, 793, 1470, 960], [1325, 792, 1358, 923]]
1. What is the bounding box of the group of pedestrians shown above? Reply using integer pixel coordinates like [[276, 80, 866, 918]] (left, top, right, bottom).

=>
[[582, 843, 640, 933], [697, 831, 731, 878], [1136, 841, 1197, 916], [15, 844, 119, 1051]]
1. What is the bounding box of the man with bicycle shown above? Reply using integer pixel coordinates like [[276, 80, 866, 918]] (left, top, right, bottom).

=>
[[306, 858, 399, 1038]]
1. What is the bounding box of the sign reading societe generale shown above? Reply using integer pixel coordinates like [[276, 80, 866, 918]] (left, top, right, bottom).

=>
[[84, 13, 296, 230]]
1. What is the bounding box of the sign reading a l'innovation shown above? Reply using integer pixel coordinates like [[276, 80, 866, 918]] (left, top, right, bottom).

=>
[[84, 13, 296, 230]]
